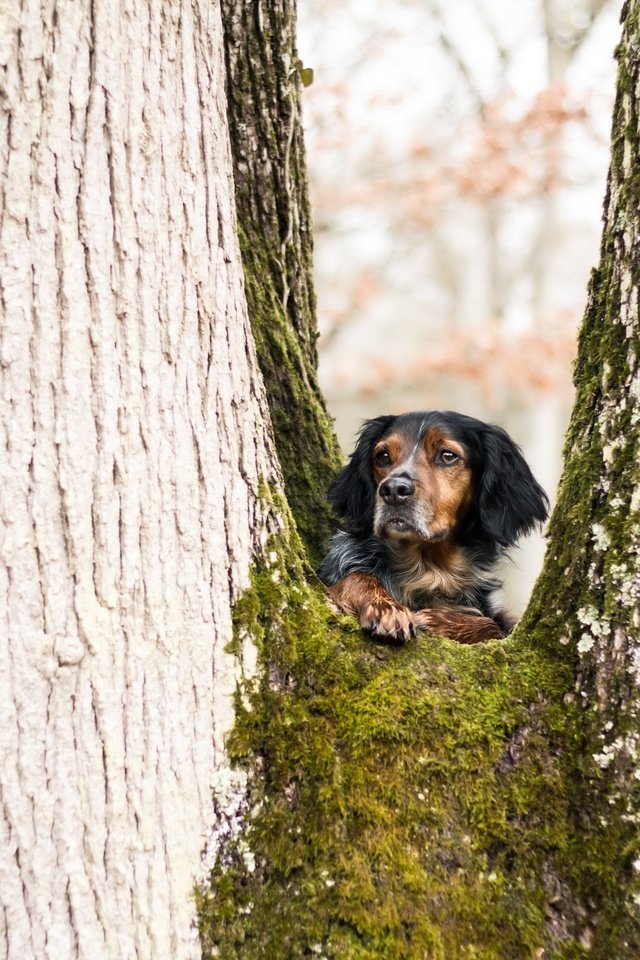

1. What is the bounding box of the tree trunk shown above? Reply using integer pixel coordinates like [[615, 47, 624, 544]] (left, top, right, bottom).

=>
[[0, 2, 281, 956], [522, 0, 640, 928]]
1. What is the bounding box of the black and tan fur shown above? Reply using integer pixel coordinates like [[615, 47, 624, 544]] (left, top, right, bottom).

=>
[[318, 411, 548, 644]]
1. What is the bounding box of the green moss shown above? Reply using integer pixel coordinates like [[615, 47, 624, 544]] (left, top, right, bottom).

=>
[[221, 0, 343, 564], [521, 15, 640, 670], [238, 227, 343, 565], [197, 493, 639, 959]]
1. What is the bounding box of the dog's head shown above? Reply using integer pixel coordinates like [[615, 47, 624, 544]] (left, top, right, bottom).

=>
[[328, 411, 549, 548]]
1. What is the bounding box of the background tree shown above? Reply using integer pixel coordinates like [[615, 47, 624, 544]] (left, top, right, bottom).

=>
[[300, 0, 618, 390]]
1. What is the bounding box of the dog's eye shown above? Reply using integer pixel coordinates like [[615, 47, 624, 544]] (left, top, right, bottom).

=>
[[374, 450, 391, 466], [439, 450, 459, 465]]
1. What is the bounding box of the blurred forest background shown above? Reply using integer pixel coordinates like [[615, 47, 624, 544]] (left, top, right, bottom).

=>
[[298, 0, 621, 610]]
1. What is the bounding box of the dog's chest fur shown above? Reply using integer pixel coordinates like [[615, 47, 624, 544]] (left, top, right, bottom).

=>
[[385, 541, 490, 610]]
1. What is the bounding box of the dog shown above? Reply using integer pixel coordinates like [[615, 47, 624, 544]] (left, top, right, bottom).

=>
[[318, 411, 548, 644]]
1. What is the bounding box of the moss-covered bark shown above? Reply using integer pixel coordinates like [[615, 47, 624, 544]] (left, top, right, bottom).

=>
[[520, 0, 640, 931], [522, 1, 640, 677], [199, 1, 640, 956], [198, 497, 596, 959], [220, 0, 342, 564]]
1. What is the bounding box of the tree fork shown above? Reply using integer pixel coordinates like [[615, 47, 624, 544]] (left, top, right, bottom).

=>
[[201, 1, 640, 958]]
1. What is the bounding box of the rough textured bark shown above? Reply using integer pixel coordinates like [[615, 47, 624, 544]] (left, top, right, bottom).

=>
[[0, 2, 282, 957], [522, 0, 640, 926], [525, 0, 640, 756]]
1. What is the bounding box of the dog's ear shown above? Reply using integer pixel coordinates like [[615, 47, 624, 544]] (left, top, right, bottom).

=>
[[477, 425, 549, 546], [328, 416, 395, 536]]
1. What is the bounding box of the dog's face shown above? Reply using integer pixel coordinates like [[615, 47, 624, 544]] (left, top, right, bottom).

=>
[[329, 411, 549, 548], [371, 418, 474, 542]]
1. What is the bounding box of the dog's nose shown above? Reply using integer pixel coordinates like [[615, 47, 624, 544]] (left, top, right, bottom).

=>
[[379, 475, 415, 505]]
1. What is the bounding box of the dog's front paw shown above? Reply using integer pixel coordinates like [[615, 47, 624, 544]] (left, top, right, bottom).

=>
[[360, 601, 416, 643]]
